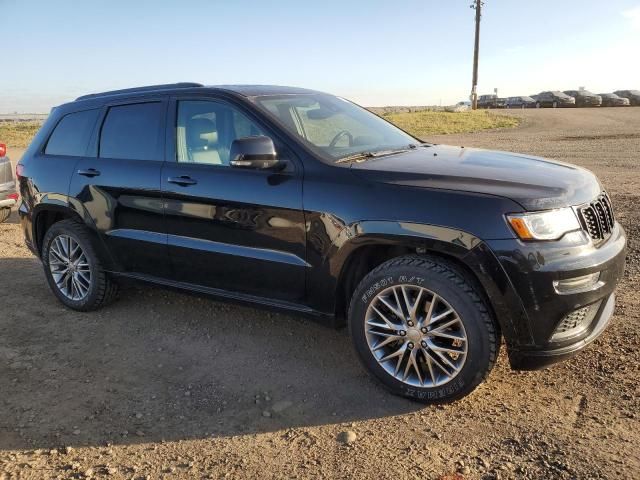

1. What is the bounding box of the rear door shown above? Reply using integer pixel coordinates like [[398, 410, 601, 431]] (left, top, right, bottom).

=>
[[161, 96, 306, 302], [69, 98, 170, 277]]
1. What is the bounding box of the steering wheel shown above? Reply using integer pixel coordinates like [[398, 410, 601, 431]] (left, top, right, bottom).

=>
[[329, 130, 354, 148]]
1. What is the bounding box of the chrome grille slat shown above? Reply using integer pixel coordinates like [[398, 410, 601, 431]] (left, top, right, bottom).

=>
[[578, 193, 615, 243], [594, 202, 608, 234], [601, 195, 615, 229]]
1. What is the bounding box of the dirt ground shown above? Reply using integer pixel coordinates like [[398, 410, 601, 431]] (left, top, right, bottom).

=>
[[1, 108, 638, 480]]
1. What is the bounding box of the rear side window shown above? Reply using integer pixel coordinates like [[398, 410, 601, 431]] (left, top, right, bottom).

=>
[[45, 109, 99, 156], [100, 103, 163, 160]]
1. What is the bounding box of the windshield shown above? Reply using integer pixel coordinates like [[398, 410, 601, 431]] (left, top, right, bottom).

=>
[[253, 93, 418, 161]]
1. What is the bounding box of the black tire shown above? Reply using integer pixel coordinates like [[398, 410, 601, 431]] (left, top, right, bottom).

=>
[[42, 219, 118, 311], [348, 255, 499, 403], [0, 208, 10, 224]]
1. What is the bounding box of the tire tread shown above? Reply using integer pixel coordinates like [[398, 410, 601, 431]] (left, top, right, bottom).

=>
[[348, 254, 499, 401], [42, 219, 118, 311]]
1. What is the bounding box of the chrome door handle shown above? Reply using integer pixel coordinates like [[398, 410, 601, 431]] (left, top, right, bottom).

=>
[[77, 168, 101, 177], [167, 176, 197, 186]]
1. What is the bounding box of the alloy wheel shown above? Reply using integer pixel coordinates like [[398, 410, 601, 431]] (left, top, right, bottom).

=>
[[48, 234, 92, 301], [364, 284, 468, 387]]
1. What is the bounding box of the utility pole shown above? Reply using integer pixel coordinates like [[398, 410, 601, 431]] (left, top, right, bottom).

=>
[[470, 0, 483, 110]]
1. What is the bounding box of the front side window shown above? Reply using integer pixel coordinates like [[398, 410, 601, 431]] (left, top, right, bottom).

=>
[[100, 102, 163, 160], [254, 93, 417, 162], [176, 100, 266, 166], [45, 109, 99, 157]]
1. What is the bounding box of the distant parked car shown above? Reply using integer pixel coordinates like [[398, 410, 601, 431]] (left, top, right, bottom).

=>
[[448, 101, 471, 112], [0, 143, 18, 224], [613, 90, 640, 106], [478, 95, 505, 109], [505, 96, 536, 108], [532, 91, 576, 108], [599, 93, 631, 107], [563, 90, 602, 107]]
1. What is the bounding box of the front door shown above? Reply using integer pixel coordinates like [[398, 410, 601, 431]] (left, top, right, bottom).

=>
[[69, 99, 170, 277], [161, 97, 306, 302]]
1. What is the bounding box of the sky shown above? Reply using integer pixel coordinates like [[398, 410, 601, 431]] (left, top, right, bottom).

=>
[[1, 0, 639, 112]]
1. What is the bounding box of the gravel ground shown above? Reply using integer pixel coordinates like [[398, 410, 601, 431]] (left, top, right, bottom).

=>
[[1, 108, 639, 479]]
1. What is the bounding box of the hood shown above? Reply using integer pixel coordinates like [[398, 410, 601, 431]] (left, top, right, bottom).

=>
[[349, 145, 601, 211]]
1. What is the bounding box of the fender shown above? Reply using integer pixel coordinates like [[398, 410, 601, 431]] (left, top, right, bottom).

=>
[[305, 219, 533, 347], [30, 199, 119, 271]]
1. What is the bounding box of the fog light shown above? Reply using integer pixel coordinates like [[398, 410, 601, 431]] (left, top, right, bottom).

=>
[[553, 272, 602, 295], [551, 301, 601, 341]]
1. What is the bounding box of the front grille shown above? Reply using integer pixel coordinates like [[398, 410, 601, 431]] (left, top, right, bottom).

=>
[[578, 193, 615, 243], [551, 301, 601, 341]]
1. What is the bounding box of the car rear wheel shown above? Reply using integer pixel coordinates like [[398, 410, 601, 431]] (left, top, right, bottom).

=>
[[348, 255, 499, 403], [42, 219, 118, 311]]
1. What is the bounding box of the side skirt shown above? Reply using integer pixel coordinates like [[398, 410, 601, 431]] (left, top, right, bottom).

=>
[[110, 271, 336, 325]]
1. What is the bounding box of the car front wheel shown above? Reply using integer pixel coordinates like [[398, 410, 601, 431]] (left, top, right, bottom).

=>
[[348, 255, 499, 403]]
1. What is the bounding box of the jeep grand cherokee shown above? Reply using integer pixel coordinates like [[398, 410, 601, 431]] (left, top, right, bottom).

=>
[[17, 83, 626, 403]]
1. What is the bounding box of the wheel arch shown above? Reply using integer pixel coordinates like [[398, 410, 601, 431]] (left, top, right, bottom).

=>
[[32, 204, 82, 256], [330, 221, 481, 323], [32, 203, 115, 270], [326, 221, 527, 348]]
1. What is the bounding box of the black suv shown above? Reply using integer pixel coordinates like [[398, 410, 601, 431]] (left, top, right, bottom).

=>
[[532, 91, 576, 108], [614, 90, 640, 106], [599, 93, 631, 107], [477, 94, 505, 109], [504, 96, 536, 108], [17, 83, 626, 403], [563, 90, 602, 107]]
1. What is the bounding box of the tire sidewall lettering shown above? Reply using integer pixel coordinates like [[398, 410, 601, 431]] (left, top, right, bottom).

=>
[[361, 276, 425, 304], [403, 377, 465, 400]]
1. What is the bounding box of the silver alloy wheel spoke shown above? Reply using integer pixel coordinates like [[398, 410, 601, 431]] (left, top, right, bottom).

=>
[[365, 284, 468, 388], [370, 304, 402, 330], [48, 235, 91, 301]]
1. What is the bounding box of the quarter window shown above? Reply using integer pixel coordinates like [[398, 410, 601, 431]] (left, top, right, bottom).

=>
[[176, 100, 265, 166], [45, 109, 99, 157], [100, 103, 164, 161]]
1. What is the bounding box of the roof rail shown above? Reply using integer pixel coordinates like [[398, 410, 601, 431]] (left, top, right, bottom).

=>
[[75, 82, 204, 101]]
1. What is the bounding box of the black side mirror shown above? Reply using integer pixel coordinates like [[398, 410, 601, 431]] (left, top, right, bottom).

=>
[[229, 136, 282, 170]]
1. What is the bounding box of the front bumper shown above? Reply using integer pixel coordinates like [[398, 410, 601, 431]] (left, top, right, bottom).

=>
[[509, 293, 615, 369], [485, 223, 626, 370]]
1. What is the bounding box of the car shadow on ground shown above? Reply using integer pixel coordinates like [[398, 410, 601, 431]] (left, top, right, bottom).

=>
[[0, 257, 423, 451]]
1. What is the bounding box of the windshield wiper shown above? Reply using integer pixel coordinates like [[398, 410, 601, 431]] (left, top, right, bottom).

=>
[[335, 145, 418, 164]]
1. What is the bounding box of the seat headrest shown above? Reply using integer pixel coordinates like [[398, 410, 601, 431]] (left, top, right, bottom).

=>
[[187, 118, 218, 148]]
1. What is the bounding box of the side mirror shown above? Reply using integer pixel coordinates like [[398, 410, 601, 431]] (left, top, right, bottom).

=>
[[229, 136, 282, 170]]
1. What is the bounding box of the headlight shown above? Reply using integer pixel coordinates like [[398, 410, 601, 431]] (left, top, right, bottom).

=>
[[506, 208, 581, 241]]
